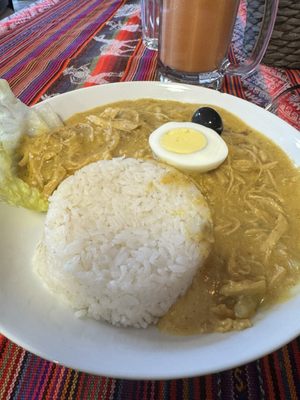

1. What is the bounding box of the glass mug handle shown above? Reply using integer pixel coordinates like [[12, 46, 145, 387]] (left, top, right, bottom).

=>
[[226, 0, 279, 77]]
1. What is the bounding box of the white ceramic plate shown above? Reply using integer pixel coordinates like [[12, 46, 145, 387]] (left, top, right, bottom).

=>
[[0, 82, 300, 379]]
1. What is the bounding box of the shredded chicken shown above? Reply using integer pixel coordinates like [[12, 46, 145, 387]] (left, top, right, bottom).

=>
[[220, 279, 266, 297], [234, 295, 259, 318], [268, 264, 287, 288], [261, 214, 288, 260], [17, 108, 140, 196], [227, 251, 251, 277]]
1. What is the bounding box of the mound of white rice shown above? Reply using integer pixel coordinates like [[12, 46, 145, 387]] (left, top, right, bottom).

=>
[[34, 158, 213, 328]]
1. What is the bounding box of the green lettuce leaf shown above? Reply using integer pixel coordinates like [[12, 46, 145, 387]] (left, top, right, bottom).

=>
[[0, 143, 48, 211], [0, 79, 63, 212]]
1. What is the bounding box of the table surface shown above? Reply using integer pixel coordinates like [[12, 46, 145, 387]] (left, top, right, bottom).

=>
[[0, 0, 299, 399]]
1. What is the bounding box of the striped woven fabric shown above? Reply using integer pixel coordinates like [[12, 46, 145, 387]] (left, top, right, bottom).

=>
[[0, 335, 299, 399], [0, 0, 300, 399], [1, 0, 299, 112]]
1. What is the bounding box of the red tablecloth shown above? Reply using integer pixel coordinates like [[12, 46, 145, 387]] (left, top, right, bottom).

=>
[[0, 0, 299, 398]]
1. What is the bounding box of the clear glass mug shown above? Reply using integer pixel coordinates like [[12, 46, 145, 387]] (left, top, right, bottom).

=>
[[141, 0, 160, 50], [158, 0, 279, 89]]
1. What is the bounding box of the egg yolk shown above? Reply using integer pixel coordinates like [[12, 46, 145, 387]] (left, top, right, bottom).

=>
[[160, 128, 207, 154]]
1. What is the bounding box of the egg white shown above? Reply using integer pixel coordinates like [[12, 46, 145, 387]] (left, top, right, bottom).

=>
[[149, 122, 228, 172]]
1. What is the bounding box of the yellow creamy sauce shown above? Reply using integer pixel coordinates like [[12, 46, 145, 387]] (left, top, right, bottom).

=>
[[17, 99, 300, 334]]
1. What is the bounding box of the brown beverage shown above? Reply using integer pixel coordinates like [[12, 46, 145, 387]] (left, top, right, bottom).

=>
[[159, 0, 240, 73]]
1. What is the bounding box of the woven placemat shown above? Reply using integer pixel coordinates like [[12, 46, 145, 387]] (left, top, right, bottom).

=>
[[245, 0, 300, 68]]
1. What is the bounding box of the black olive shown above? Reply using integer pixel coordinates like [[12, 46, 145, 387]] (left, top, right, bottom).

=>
[[191, 107, 223, 135]]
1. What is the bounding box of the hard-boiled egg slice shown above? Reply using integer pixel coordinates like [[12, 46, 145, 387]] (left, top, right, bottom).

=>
[[149, 122, 228, 172]]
